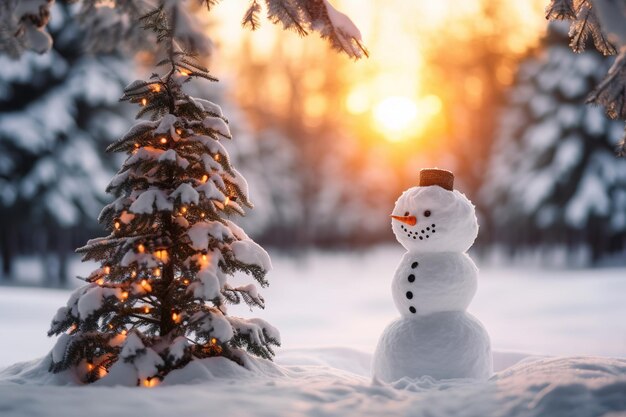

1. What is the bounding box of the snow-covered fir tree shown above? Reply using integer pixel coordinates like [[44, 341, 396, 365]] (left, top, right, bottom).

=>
[[0, 2, 133, 284], [46, 7, 282, 385], [482, 22, 626, 263]]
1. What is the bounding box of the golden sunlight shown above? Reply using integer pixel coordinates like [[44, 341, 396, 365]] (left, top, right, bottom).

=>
[[374, 96, 418, 141], [373, 95, 442, 142]]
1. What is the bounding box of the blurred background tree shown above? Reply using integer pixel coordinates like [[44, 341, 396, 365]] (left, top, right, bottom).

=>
[[0, 2, 134, 285], [482, 22, 626, 264]]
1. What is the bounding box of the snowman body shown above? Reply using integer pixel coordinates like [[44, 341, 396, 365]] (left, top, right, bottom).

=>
[[372, 182, 492, 382]]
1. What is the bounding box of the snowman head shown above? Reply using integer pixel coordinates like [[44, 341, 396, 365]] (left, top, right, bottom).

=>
[[391, 169, 478, 253]]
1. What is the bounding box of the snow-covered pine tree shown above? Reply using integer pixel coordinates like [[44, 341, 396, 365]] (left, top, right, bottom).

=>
[[0, 2, 133, 284], [47, 7, 280, 385], [482, 22, 626, 263]]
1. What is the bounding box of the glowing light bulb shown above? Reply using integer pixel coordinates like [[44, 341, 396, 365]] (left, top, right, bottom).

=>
[[210, 338, 217, 345], [214, 154, 220, 162], [179, 69, 190, 76], [176, 129, 182, 135], [200, 212, 205, 218], [143, 377, 160, 388], [183, 279, 190, 285], [181, 206, 187, 214], [131, 270, 137, 278], [98, 367, 108, 378], [172, 312, 180, 323], [104, 266, 111, 274], [154, 268, 161, 277], [141, 98, 147, 106], [202, 254, 207, 261], [87, 363, 94, 371], [201, 175, 208, 183], [137, 244, 145, 254], [159, 137, 167, 144], [143, 306, 150, 314], [152, 84, 161, 92], [134, 142, 140, 148], [114, 221, 121, 230], [224, 197, 230, 206], [121, 291, 129, 300], [96, 278, 104, 286]]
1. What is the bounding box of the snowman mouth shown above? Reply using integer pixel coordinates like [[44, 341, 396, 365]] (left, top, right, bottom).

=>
[[400, 223, 437, 240]]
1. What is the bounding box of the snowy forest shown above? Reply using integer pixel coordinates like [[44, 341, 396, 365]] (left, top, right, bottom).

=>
[[2, 1, 626, 289], [1, 1, 626, 417]]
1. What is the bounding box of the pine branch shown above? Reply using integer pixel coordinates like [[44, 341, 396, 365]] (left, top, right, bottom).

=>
[[242, 0, 262, 30], [587, 48, 626, 118], [545, 0, 576, 20]]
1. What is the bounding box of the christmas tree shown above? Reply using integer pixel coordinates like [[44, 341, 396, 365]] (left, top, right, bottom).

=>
[[482, 22, 626, 263], [46, 1, 366, 385], [0, 2, 133, 284]]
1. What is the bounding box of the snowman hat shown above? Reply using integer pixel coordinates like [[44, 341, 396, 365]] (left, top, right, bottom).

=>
[[419, 168, 454, 191]]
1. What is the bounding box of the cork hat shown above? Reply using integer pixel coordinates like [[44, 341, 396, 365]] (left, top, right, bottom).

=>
[[419, 168, 454, 191]]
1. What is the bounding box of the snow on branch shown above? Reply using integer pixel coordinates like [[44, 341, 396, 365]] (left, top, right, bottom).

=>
[[244, 0, 368, 59], [0, 0, 54, 57]]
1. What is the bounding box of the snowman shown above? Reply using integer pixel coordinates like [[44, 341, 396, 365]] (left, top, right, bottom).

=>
[[372, 168, 492, 382]]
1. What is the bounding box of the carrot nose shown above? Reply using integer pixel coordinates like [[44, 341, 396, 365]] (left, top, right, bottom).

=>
[[390, 215, 417, 226]]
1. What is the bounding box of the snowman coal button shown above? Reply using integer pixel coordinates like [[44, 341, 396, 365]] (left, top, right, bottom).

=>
[[408, 274, 415, 282], [406, 291, 413, 299], [409, 306, 416, 314], [411, 262, 418, 268]]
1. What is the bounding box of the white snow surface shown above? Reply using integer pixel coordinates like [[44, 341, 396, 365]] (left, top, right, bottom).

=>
[[1, 247, 626, 416]]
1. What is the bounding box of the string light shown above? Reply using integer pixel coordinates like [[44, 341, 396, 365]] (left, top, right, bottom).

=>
[[96, 278, 104, 286], [114, 221, 121, 230], [143, 377, 160, 388], [182, 278, 190, 285], [200, 212, 205, 218], [180, 206, 187, 214], [172, 312, 180, 323], [224, 196, 230, 206], [131, 270, 137, 278], [152, 84, 161, 92], [87, 362, 94, 371], [121, 329, 128, 336], [141, 98, 147, 106], [210, 338, 218, 345], [202, 254, 207, 261], [137, 244, 145, 254], [134, 142, 140, 148], [104, 266, 111, 274], [159, 137, 167, 144], [201, 175, 208, 183], [176, 129, 182, 135], [143, 306, 151, 314], [214, 154, 220, 162], [179, 69, 190, 76], [121, 291, 129, 300], [140, 279, 151, 292], [154, 268, 161, 277], [98, 367, 108, 378]]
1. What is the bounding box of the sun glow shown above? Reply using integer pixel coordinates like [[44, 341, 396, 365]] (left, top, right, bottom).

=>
[[372, 95, 442, 142]]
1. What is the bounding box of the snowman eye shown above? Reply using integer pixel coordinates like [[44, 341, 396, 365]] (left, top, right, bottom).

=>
[[404, 211, 409, 216], [424, 210, 431, 217]]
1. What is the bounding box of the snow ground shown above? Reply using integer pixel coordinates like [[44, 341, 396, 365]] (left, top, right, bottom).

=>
[[1, 246, 626, 417]]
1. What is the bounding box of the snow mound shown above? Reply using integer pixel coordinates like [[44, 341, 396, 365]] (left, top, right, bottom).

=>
[[1, 350, 625, 417]]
